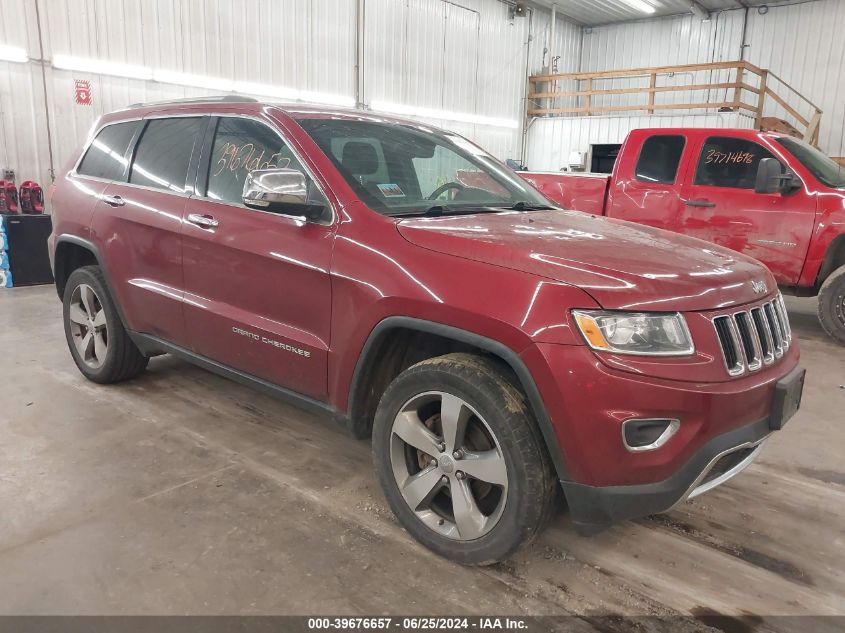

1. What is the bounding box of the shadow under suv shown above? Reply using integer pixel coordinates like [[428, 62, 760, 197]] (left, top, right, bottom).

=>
[[49, 96, 805, 564]]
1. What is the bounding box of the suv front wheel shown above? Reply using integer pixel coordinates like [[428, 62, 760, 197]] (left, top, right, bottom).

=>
[[62, 266, 149, 383], [372, 353, 557, 565]]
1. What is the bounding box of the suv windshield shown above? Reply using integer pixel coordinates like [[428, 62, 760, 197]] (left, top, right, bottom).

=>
[[775, 137, 845, 189], [297, 117, 554, 216]]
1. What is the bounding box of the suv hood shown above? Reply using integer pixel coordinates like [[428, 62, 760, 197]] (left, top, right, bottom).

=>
[[397, 210, 774, 311]]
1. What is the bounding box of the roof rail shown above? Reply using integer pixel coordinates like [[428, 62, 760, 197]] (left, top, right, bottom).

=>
[[127, 95, 260, 108]]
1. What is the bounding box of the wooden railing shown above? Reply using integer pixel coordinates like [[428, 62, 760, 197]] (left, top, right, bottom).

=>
[[528, 61, 823, 145]]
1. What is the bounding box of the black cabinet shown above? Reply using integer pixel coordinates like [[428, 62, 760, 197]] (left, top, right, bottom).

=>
[[1, 214, 54, 287]]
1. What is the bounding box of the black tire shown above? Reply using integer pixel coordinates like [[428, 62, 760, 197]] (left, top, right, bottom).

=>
[[372, 352, 558, 565], [818, 264, 845, 346], [62, 265, 149, 383]]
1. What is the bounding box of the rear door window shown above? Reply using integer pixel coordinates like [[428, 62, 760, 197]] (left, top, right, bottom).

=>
[[129, 117, 204, 193], [694, 136, 780, 189], [635, 135, 685, 184], [76, 121, 140, 181]]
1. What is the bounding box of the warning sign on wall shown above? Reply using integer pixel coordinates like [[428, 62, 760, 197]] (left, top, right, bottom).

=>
[[74, 79, 92, 106]]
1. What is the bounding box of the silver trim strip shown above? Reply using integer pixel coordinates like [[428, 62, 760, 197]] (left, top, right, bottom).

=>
[[713, 315, 745, 376], [751, 306, 775, 365], [673, 437, 768, 508], [734, 310, 762, 372], [621, 418, 680, 453]]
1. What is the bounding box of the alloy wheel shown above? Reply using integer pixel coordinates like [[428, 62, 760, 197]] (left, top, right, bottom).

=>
[[68, 283, 109, 369], [389, 391, 508, 541]]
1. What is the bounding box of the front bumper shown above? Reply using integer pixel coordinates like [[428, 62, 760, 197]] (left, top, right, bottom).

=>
[[562, 415, 771, 534], [521, 340, 803, 534]]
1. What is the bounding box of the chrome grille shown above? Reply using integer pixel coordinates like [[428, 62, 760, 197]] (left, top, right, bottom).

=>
[[712, 294, 792, 376]]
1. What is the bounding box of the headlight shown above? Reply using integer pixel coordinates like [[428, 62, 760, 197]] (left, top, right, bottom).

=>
[[572, 310, 694, 356]]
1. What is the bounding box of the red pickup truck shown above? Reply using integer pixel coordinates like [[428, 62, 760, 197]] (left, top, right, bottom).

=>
[[520, 128, 845, 344]]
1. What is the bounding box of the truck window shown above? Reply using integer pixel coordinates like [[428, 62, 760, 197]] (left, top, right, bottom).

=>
[[694, 137, 779, 189], [635, 135, 685, 184], [76, 121, 140, 181], [129, 117, 204, 193], [205, 117, 306, 204]]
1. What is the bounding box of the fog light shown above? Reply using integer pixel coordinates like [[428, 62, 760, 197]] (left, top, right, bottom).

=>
[[622, 418, 680, 452]]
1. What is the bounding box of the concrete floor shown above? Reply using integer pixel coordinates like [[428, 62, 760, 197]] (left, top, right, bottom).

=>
[[0, 286, 843, 622]]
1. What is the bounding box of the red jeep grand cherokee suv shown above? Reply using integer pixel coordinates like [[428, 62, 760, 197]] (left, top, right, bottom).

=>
[[49, 97, 804, 564]]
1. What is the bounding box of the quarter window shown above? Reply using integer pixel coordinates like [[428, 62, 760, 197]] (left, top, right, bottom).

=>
[[206, 117, 306, 205], [694, 137, 779, 189], [129, 117, 204, 193], [635, 135, 685, 184], [77, 121, 140, 181]]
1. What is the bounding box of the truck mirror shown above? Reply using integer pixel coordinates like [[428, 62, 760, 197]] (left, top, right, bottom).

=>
[[755, 158, 799, 195]]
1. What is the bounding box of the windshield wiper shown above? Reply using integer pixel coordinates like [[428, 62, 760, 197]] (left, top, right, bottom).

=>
[[392, 205, 504, 218], [503, 201, 557, 211]]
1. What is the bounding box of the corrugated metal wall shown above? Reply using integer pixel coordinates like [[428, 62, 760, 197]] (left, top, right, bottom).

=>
[[362, 0, 532, 160], [743, 0, 845, 159], [535, 0, 845, 168], [3, 0, 844, 184], [1, 0, 556, 188]]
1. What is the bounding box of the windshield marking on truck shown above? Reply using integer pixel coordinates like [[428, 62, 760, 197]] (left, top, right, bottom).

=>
[[705, 149, 755, 165]]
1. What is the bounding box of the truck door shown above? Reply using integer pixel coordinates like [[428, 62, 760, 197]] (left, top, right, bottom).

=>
[[679, 135, 816, 285], [606, 132, 689, 231]]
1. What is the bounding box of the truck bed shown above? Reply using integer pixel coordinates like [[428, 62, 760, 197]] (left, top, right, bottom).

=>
[[519, 171, 609, 215]]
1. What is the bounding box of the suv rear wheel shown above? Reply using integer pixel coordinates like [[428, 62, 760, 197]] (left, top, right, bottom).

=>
[[63, 266, 149, 383], [372, 353, 557, 565], [818, 264, 845, 345]]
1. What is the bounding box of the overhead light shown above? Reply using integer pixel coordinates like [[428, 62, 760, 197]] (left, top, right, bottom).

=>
[[233, 80, 300, 101], [298, 90, 356, 108], [0, 44, 28, 63], [232, 81, 354, 107], [53, 54, 153, 80], [689, 1, 711, 20], [153, 69, 233, 92], [370, 100, 519, 129], [50, 53, 354, 107], [619, 0, 656, 14]]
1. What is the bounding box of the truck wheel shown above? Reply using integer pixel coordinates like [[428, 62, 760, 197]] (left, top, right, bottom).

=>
[[372, 353, 557, 565], [818, 264, 845, 346], [63, 266, 149, 383]]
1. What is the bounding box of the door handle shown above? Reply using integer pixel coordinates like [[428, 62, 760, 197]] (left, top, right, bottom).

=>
[[186, 213, 219, 228], [102, 195, 125, 207], [684, 198, 716, 208]]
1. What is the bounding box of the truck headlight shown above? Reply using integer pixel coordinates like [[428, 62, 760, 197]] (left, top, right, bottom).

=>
[[572, 310, 694, 356]]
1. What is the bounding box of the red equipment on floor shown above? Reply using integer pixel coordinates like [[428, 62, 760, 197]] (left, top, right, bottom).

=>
[[19, 181, 44, 214], [0, 180, 18, 214]]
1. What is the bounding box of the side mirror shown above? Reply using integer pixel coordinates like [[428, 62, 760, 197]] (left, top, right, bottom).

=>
[[243, 168, 326, 221], [755, 158, 799, 194]]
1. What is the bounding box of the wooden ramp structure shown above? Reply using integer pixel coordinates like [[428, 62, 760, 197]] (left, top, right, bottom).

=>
[[528, 60, 822, 147]]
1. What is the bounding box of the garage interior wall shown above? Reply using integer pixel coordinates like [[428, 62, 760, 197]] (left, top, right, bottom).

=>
[[529, 0, 845, 170], [1, 0, 582, 189], [2, 0, 843, 187]]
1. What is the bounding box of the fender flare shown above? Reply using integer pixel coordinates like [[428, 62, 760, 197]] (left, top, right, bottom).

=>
[[53, 234, 130, 328], [815, 234, 845, 290], [347, 316, 570, 481]]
